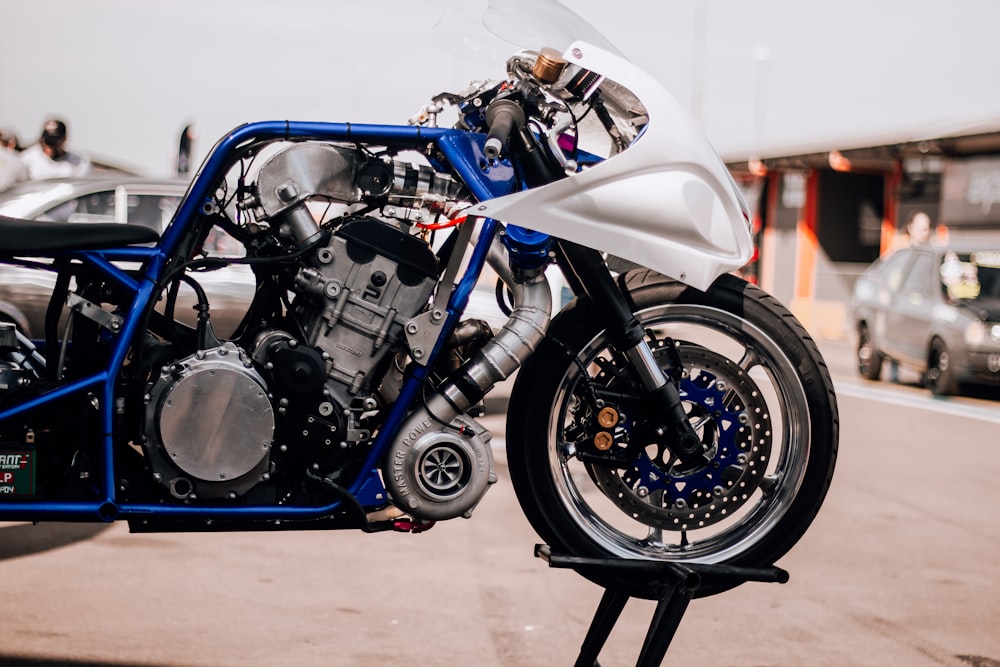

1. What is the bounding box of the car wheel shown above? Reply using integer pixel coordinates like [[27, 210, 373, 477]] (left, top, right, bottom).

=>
[[857, 324, 882, 381], [925, 338, 957, 396]]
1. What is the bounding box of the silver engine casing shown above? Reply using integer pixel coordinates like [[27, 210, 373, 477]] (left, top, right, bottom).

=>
[[143, 342, 275, 499], [141, 143, 535, 511], [291, 215, 439, 405]]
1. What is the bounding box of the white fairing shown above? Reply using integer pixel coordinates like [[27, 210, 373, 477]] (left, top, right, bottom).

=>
[[474, 42, 754, 291]]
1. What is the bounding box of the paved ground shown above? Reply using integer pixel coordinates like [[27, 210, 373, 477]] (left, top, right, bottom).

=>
[[0, 337, 998, 666]]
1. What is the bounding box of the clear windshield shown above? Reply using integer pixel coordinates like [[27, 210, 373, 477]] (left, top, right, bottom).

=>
[[481, 0, 623, 55], [428, 0, 623, 74]]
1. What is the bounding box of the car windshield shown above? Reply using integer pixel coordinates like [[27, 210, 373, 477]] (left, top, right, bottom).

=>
[[939, 250, 1000, 301]]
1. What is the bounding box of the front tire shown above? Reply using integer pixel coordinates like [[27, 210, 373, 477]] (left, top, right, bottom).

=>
[[506, 271, 838, 598]]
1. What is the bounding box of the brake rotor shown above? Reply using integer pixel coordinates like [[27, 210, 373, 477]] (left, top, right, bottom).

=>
[[584, 341, 772, 531]]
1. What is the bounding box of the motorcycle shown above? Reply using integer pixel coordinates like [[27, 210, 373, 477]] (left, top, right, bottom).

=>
[[0, 1, 836, 600]]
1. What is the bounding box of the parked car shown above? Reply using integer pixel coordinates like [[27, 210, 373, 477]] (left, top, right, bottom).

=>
[[0, 176, 516, 343], [850, 244, 1000, 395], [0, 175, 187, 228], [0, 176, 255, 338]]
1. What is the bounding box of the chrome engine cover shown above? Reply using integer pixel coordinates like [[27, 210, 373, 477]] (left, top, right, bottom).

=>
[[143, 342, 275, 499]]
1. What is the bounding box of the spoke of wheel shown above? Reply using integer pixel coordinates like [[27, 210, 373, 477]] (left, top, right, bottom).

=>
[[644, 489, 666, 546], [737, 346, 760, 373]]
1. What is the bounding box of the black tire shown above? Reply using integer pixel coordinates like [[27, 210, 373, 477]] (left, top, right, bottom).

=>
[[857, 324, 883, 381], [506, 271, 838, 598], [925, 338, 957, 396]]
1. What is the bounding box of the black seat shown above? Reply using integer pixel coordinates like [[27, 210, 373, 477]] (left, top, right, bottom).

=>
[[0, 214, 161, 255]]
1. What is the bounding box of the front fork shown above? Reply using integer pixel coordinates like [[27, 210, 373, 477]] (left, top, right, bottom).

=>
[[554, 241, 705, 469]]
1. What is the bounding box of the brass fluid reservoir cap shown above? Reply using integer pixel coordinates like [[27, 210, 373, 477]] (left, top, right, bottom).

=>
[[593, 431, 614, 451], [597, 407, 619, 429], [533, 47, 567, 84]]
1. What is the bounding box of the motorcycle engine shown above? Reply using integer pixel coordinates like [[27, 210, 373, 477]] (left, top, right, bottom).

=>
[[141, 143, 445, 500]]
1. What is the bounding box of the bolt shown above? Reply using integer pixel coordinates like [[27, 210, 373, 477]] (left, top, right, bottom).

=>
[[412, 347, 424, 359], [406, 322, 419, 334], [593, 431, 614, 451], [597, 407, 619, 429], [276, 181, 299, 202]]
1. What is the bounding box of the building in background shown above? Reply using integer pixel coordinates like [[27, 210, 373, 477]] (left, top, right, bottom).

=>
[[728, 125, 1000, 339]]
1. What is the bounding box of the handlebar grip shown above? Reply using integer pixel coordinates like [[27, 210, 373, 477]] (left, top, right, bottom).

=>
[[484, 99, 526, 160]]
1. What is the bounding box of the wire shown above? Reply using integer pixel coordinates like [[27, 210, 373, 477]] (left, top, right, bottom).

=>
[[417, 215, 467, 231]]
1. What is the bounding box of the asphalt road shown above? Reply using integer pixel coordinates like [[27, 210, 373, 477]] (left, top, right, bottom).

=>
[[1, 337, 998, 667]]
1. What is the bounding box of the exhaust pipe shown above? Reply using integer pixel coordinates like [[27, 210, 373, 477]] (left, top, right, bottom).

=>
[[382, 235, 552, 520]]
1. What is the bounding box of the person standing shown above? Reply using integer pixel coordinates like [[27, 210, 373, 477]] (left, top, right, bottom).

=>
[[20, 117, 91, 179], [0, 127, 28, 191], [888, 210, 934, 253]]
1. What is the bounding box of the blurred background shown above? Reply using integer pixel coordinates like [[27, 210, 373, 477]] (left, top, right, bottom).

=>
[[3, 0, 1000, 337]]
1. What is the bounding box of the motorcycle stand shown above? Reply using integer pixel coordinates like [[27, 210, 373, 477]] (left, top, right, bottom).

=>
[[534, 544, 789, 667]]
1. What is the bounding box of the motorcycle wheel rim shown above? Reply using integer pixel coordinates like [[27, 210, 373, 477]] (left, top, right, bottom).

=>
[[546, 302, 812, 563]]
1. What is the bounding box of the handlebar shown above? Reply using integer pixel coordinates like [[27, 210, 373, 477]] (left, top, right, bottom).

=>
[[484, 99, 526, 160]]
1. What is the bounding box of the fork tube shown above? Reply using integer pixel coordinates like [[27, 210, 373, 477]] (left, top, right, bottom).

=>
[[555, 241, 704, 466]]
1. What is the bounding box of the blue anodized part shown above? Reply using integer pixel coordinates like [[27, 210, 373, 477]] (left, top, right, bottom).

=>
[[502, 224, 551, 272], [622, 369, 746, 503]]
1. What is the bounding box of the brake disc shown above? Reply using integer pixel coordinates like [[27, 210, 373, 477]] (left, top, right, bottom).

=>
[[585, 341, 773, 531]]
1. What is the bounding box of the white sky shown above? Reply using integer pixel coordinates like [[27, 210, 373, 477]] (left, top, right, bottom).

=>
[[2, 0, 999, 175]]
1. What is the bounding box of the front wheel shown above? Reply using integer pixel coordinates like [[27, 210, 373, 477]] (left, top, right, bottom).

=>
[[506, 271, 838, 598]]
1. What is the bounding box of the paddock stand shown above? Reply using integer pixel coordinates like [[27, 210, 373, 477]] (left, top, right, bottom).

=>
[[534, 544, 789, 667]]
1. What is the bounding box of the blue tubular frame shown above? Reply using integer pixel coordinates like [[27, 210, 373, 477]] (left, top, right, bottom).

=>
[[0, 121, 515, 523]]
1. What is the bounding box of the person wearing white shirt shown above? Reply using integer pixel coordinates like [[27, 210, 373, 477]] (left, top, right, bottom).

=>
[[20, 117, 91, 180]]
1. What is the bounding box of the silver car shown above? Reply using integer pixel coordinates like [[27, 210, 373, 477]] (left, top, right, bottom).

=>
[[850, 244, 1000, 395], [0, 176, 255, 338], [0, 177, 514, 344]]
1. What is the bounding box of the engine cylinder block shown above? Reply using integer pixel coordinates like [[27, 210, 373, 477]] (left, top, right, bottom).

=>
[[291, 215, 438, 399]]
